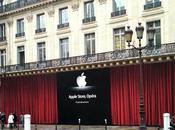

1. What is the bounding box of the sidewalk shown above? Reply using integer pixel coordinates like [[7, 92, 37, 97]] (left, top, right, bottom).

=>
[[1, 125, 161, 130]]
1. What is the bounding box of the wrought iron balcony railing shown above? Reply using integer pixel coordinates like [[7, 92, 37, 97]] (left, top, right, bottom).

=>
[[144, 1, 161, 10], [57, 23, 69, 29], [16, 32, 25, 37], [0, 36, 6, 42], [82, 16, 96, 23], [35, 28, 46, 33], [0, 0, 49, 14], [0, 43, 175, 74], [111, 9, 126, 17]]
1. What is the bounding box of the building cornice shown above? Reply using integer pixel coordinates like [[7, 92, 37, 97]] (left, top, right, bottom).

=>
[[0, 54, 175, 78], [0, 0, 56, 17]]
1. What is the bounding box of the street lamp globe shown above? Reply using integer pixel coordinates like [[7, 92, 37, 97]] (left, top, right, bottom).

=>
[[136, 23, 144, 40], [125, 26, 133, 46]]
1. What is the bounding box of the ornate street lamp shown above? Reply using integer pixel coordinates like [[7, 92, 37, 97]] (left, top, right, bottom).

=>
[[125, 23, 155, 130]]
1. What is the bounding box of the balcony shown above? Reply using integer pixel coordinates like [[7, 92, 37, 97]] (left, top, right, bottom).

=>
[[0, 36, 6, 42], [82, 16, 96, 23], [111, 9, 126, 17], [35, 28, 46, 33], [144, 1, 161, 10], [0, 0, 54, 14], [16, 32, 25, 37], [16, 64, 25, 70], [1, 43, 175, 75], [57, 23, 69, 29]]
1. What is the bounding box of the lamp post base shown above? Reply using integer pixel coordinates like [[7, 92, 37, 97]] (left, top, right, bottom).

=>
[[140, 125, 147, 130]]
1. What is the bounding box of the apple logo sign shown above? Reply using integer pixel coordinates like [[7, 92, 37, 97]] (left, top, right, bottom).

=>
[[76, 72, 87, 88]]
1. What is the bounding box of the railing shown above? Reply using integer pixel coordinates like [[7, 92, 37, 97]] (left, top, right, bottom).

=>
[[144, 1, 161, 10], [57, 23, 69, 29], [0, 0, 48, 13], [111, 9, 126, 17], [1, 43, 175, 74], [82, 16, 96, 23], [35, 28, 46, 33], [0, 36, 6, 41], [16, 32, 25, 37]]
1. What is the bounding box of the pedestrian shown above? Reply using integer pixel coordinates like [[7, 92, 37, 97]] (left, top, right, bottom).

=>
[[0, 112, 6, 129], [8, 113, 14, 129], [13, 113, 17, 128], [170, 116, 175, 130], [20, 114, 24, 128]]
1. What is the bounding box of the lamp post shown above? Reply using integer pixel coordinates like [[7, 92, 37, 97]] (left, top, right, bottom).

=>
[[78, 118, 81, 130], [125, 23, 155, 130], [104, 118, 107, 130]]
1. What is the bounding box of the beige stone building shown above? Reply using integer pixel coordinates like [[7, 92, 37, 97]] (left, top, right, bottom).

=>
[[0, 0, 175, 69], [0, 0, 175, 127]]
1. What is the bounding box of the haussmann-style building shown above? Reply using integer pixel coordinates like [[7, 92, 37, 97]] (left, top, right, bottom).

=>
[[0, 0, 175, 129]]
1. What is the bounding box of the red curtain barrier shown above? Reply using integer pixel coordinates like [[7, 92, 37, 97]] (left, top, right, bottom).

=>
[[0, 61, 174, 126], [0, 74, 58, 124], [110, 61, 175, 126]]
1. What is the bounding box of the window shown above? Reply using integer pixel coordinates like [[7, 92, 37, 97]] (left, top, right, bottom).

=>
[[84, 1, 94, 18], [0, 0, 4, 13], [83, 1, 95, 23], [85, 33, 95, 55], [58, 7, 69, 29], [147, 20, 161, 47], [144, 0, 161, 10], [36, 13, 46, 33], [146, 0, 160, 4], [0, 49, 6, 67], [0, 0, 3, 6], [60, 38, 69, 58], [17, 46, 25, 65], [111, 0, 126, 17], [16, 18, 25, 37], [37, 42, 46, 62], [113, 27, 125, 50], [0, 23, 6, 41]]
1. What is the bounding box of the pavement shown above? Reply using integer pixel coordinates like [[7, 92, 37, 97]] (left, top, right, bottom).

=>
[[1, 125, 161, 130]]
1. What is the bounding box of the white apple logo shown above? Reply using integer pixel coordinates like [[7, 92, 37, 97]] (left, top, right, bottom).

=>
[[76, 72, 87, 88]]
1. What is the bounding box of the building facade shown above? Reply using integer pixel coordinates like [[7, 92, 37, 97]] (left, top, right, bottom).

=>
[[0, 0, 175, 67], [0, 0, 175, 126]]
